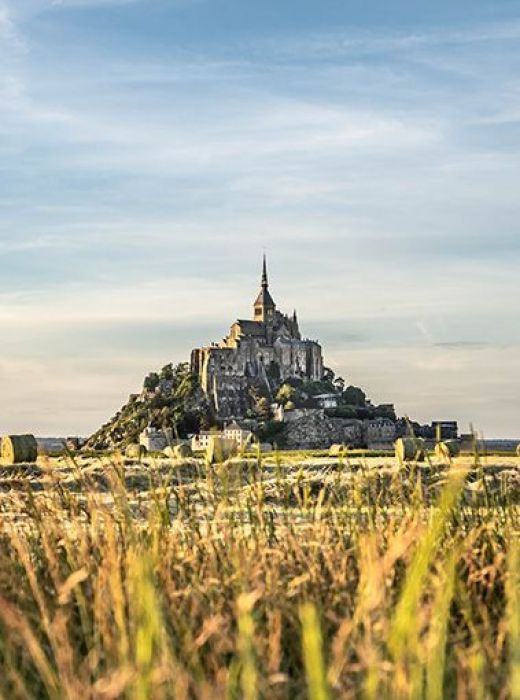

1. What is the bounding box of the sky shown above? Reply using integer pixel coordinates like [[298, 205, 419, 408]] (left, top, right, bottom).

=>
[[0, 0, 519, 438]]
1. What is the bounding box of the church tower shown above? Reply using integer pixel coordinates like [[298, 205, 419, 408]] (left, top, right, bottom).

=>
[[253, 255, 276, 323]]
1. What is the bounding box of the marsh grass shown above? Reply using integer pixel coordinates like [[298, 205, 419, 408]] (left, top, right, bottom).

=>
[[0, 451, 518, 698]]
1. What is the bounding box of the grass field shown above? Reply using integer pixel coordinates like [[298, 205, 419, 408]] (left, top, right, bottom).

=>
[[0, 451, 518, 699]]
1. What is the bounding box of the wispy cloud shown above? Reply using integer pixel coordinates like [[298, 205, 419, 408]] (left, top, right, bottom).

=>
[[50, 0, 139, 6], [253, 20, 520, 62], [0, 2, 519, 435], [433, 341, 490, 349]]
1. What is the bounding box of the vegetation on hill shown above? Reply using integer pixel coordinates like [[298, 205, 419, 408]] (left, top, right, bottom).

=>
[[85, 362, 211, 450], [274, 368, 397, 421], [86, 359, 398, 450]]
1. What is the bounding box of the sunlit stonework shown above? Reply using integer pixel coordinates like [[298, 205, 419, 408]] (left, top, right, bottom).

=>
[[191, 256, 324, 418]]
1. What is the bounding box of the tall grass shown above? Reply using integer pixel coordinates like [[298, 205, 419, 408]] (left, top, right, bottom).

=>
[[0, 451, 518, 698]]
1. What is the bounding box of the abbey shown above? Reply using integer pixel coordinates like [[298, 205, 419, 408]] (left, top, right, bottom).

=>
[[191, 257, 324, 419]]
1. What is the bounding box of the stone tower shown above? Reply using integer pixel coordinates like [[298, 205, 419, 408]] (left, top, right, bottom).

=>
[[253, 255, 276, 323]]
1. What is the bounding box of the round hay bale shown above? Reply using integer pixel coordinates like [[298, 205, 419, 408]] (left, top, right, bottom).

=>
[[173, 443, 193, 459], [125, 443, 146, 460], [1, 434, 38, 465], [207, 436, 237, 464], [328, 443, 345, 457], [395, 437, 426, 463], [435, 440, 461, 462], [259, 443, 273, 453], [65, 437, 80, 452]]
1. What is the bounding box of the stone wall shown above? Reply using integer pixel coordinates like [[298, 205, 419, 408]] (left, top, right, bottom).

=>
[[282, 410, 396, 449], [283, 409, 345, 449]]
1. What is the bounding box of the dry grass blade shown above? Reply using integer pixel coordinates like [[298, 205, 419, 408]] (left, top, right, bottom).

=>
[[236, 592, 259, 700], [507, 537, 520, 700], [0, 450, 516, 698], [300, 603, 330, 700]]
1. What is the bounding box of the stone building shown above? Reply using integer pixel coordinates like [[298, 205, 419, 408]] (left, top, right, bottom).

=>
[[223, 422, 253, 448], [191, 422, 253, 452], [191, 430, 219, 452], [364, 418, 396, 449], [191, 257, 324, 419], [139, 426, 168, 452]]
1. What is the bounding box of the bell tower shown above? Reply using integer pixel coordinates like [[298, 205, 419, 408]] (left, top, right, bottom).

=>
[[253, 254, 276, 323]]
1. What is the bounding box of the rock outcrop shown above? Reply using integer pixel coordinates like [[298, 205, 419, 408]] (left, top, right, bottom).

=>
[[85, 362, 211, 451]]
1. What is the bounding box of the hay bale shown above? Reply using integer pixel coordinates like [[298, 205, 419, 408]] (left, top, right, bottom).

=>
[[207, 436, 237, 464], [246, 443, 273, 454], [125, 443, 146, 460], [395, 437, 426, 463], [1, 434, 38, 465], [435, 440, 461, 462], [259, 443, 273, 453], [328, 443, 345, 457], [65, 437, 80, 452], [163, 443, 192, 458], [174, 443, 193, 459], [516, 443, 520, 458]]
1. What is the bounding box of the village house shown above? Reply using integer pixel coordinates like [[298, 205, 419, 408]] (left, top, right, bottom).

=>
[[223, 422, 253, 448], [191, 430, 219, 452], [314, 393, 339, 409], [191, 422, 253, 451]]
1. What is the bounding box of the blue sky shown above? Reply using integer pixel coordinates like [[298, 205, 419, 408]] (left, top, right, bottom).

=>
[[1, 0, 519, 437]]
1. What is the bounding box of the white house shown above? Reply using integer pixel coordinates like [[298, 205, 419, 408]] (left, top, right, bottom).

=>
[[191, 430, 221, 451], [314, 393, 339, 409], [223, 422, 253, 448]]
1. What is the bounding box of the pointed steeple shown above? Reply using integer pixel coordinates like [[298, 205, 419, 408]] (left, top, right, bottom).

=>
[[261, 253, 268, 290], [254, 254, 276, 323]]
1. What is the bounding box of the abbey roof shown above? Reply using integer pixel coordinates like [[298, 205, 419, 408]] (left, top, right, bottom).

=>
[[254, 287, 275, 308], [235, 319, 266, 336]]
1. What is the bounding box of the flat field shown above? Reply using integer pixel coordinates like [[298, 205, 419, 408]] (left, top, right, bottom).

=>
[[0, 451, 518, 699]]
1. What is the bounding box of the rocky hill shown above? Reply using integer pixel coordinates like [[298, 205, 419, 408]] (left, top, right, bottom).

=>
[[84, 362, 211, 450], [85, 355, 404, 451]]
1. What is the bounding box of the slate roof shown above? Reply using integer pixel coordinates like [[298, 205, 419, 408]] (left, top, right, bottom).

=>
[[254, 287, 276, 308], [235, 320, 266, 336]]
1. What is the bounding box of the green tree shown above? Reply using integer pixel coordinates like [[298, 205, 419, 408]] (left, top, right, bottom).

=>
[[334, 376, 345, 393], [160, 363, 174, 380], [374, 404, 396, 420], [343, 385, 366, 407], [143, 372, 160, 392], [254, 397, 271, 421], [323, 367, 335, 383], [276, 383, 296, 406]]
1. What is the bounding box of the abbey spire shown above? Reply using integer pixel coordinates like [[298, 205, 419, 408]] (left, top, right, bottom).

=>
[[254, 254, 276, 323], [261, 253, 268, 289]]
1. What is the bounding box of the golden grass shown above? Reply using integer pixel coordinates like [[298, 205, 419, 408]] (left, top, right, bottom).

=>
[[0, 452, 518, 698]]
